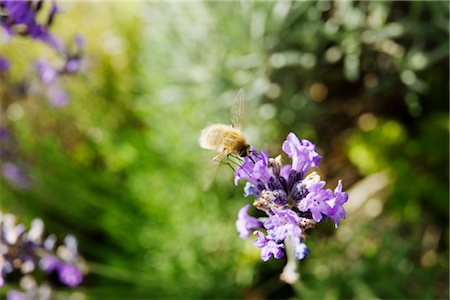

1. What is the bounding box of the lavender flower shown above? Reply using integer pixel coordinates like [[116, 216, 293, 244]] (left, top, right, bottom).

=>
[[234, 132, 348, 282], [0, 212, 87, 292]]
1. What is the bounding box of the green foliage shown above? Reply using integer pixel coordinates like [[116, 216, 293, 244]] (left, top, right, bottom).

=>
[[1, 1, 448, 299]]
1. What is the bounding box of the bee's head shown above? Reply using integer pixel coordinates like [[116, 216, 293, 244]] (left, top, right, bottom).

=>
[[239, 144, 251, 157]]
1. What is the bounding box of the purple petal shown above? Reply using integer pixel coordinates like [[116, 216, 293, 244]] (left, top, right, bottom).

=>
[[253, 231, 268, 248], [234, 148, 272, 185], [282, 132, 321, 174], [298, 181, 332, 223], [326, 180, 348, 227], [236, 204, 262, 239], [260, 240, 285, 261]]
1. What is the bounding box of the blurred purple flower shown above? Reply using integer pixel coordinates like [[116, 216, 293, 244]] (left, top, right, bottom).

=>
[[1, 212, 87, 290], [7, 285, 52, 300], [36, 59, 57, 84], [40, 255, 59, 272], [65, 58, 81, 74], [63, 34, 85, 74], [1, 162, 30, 189], [0, 0, 63, 52], [7, 290, 27, 300], [36, 59, 70, 107], [58, 264, 83, 288], [0, 56, 10, 73], [1, 1, 85, 107], [46, 84, 69, 107], [0, 126, 9, 140]]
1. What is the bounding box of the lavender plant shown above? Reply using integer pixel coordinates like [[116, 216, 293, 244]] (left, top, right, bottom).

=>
[[1, 0, 84, 189], [0, 212, 87, 299], [235, 132, 348, 283], [0, 0, 85, 106]]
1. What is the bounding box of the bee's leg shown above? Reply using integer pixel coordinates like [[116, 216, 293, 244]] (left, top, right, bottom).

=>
[[221, 160, 236, 172], [227, 154, 254, 178], [232, 154, 244, 163], [227, 154, 242, 168], [227, 154, 244, 165]]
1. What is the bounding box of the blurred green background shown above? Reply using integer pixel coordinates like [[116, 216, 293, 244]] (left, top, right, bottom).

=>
[[1, 1, 448, 299]]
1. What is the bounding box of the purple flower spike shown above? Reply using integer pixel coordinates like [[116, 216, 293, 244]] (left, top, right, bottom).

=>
[[236, 204, 262, 238], [230, 131, 348, 275], [58, 264, 83, 288], [282, 132, 321, 174]]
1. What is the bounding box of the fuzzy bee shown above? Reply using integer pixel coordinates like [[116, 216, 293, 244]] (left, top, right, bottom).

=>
[[199, 89, 250, 162]]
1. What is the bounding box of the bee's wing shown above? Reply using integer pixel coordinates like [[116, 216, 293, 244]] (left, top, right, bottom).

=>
[[202, 155, 222, 190], [231, 88, 245, 130]]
